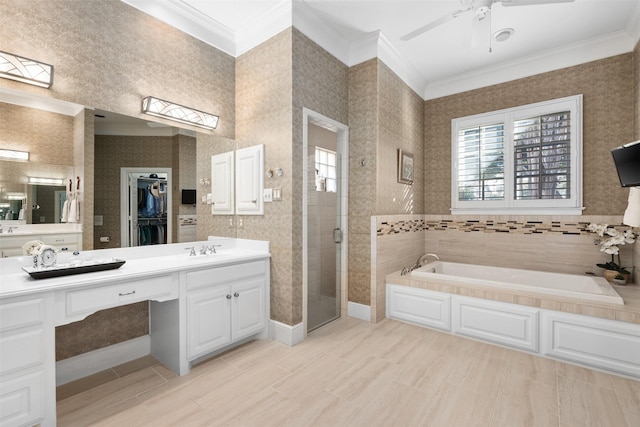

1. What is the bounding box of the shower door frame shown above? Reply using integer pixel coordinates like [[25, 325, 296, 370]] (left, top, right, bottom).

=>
[[302, 108, 349, 336]]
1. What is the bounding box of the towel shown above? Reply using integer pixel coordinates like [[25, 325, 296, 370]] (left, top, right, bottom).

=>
[[61, 199, 69, 223], [18, 208, 24, 220], [68, 198, 79, 223]]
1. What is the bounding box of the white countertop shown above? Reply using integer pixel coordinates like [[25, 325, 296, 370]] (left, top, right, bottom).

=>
[[0, 238, 270, 298]]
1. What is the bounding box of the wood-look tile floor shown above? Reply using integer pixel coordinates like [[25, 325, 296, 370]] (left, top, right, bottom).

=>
[[57, 317, 640, 426]]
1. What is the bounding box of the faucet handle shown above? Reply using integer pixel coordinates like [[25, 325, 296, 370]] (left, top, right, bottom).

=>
[[185, 246, 196, 256], [210, 244, 222, 254]]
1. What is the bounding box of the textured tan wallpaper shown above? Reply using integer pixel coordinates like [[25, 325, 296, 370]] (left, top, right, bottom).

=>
[[292, 29, 349, 324], [376, 62, 424, 215], [235, 28, 349, 326], [347, 59, 425, 307], [236, 29, 295, 325], [348, 59, 378, 306], [424, 53, 635, 215], [0, 103, 74, 165]]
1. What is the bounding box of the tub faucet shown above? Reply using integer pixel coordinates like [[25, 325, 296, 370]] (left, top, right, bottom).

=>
[[415, 253, 439, 269]]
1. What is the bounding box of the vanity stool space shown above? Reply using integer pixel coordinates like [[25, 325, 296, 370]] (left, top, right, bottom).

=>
[[0, 239, 270, 427]]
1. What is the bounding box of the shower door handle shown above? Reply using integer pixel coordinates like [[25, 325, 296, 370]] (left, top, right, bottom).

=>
[[333, 228, 342, 244]]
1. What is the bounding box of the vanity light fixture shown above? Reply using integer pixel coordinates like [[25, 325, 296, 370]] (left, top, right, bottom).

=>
[[4, 192, 26, 200], [0, 50, 53, 88], [142, 96, 219, 130], [28, 177, 64, 186], [0, 149, 29, 161]]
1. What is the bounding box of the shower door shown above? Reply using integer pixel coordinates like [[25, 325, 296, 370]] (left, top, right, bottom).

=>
[[307, 144, 342, 332]]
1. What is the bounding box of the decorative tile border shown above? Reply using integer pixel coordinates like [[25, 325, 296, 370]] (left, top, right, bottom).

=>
[[376, 215, 631, 237]]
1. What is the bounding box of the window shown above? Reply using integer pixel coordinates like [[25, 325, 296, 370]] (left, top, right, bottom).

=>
[[315, 147, 337, 192], [451, 95, 583, 215]]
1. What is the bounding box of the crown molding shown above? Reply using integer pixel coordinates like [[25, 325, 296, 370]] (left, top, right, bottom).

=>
[[625, 1, 640, 45], [121, 0, 639, 102], [376, 33, 428, 97], [292, 0, 351, 65], [121, 0, 236, 56], [424, 30, 636, 100], [235, 0, 292, 56]]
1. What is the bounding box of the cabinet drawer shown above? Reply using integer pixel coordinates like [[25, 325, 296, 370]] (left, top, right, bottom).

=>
[[0, 328, 45, 375], [187, 261, 265, 290], [0, 298, 44, 332], [452, 296, 539, 352], [0, 236, 34, 250], [40, 233, 80, 245], [64, 275, 176, 318], [0, 369, 45, 427]]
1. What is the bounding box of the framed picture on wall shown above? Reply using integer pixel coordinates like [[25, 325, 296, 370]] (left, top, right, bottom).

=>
[[397, 149, 413, 185]]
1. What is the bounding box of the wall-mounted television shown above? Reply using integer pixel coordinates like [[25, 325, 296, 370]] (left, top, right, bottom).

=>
[[611, 140, 640, 187], [181, 189, 196, 205]]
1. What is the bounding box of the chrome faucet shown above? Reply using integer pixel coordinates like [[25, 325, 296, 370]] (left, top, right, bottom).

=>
[[185, 246, 197, 256], [416, 253, 439, 268], [7, 226, 17, 234]]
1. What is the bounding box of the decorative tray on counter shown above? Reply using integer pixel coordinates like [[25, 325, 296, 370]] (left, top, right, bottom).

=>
[[22, 258, 126, 279]]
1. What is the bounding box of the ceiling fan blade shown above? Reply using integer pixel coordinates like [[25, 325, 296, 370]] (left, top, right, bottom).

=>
[[400, 9, 469, 41], [501, 0, 575, 6]]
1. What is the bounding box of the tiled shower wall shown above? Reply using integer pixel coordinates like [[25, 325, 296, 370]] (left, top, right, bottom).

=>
[[373, 214, 636, 322]]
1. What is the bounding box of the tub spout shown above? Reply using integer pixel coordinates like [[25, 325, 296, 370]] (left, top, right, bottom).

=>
[[416, 253, 439, 269]]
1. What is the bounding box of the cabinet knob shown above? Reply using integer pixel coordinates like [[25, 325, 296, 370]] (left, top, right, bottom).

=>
[[234, 292, 239, 298], [226, 294, 232, 299]]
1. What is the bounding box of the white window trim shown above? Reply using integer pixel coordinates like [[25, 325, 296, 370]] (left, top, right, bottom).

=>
[[451, 95, 584, 215]]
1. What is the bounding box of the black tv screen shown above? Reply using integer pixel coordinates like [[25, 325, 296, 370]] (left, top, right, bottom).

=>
[[611, 140, 640, 187], [181, 189, 196, 205]]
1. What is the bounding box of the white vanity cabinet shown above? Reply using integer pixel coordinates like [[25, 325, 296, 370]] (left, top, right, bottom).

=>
[[0, 294, 55, 427], [185, 260, 267, 361], [0, 232, 81, 258]]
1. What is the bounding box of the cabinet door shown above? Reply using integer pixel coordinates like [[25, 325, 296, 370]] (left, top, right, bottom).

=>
[[186, 286, 232, 361], [232, 277, 266, 341], [211, 151, 234, 215], [387, 284, 451, 331], [235, 145, 264, 215]]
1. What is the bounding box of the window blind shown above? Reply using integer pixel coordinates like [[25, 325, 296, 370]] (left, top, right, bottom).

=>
[[457, 123, 505, 201], [513, 111, 570, 200]]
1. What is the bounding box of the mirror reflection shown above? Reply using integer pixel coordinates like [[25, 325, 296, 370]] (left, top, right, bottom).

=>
[[1, 89, 237, 249]]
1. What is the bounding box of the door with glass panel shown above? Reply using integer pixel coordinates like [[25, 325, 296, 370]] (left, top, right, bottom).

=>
[[307, 125, 342, 332]]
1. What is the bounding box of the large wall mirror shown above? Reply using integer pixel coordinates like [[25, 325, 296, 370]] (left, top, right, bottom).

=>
[[0, 88, 236, 249]]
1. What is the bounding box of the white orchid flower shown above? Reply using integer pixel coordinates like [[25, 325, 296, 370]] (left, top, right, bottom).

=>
[[605, 228, 619, 237], [607, 235, 625, 246], [602, 245, 619, 255], [623, 230, 636, 244], [587, 223, 608, 237]]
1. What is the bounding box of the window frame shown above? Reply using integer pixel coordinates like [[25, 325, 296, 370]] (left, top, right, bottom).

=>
[[451, 95, 583, 215]]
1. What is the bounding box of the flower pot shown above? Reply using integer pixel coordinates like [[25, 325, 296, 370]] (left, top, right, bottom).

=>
[[603, 269, 630, 285]]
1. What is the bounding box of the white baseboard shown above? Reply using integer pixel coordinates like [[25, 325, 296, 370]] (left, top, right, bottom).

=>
[[348, 301, 371, 321], [269, 320, 304, 346], [56, 335, 150, 386]]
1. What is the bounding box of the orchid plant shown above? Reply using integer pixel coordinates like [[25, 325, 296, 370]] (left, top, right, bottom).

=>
[[586, 223, 636, 274]]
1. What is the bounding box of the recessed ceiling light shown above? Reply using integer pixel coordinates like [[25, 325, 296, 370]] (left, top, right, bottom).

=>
[[493, 28, 514, 42]]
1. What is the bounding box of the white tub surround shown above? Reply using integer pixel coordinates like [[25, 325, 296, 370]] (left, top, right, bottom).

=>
[[412, 261, 624, 305], [387, 265, 640, 379], [0, 237, 270, 427]]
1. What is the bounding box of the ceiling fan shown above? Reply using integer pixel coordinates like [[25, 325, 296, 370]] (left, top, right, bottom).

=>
[[400, 0, 575, 42]]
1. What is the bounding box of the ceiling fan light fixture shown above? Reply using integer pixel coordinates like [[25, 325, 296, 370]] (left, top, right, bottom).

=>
[[493, 27, 514, 42]]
